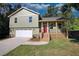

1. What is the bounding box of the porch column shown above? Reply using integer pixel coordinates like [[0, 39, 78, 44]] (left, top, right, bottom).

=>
[[41, 22, 43, 32], [56, 21, 58, 34], [66, 20, 68, 39], [47, 22, 49, 33], [64, 21, 68, 39], [56, 21, 58, 39]]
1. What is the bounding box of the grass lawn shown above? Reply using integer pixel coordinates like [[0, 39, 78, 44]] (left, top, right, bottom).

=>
[[5, 39, 79, 56]]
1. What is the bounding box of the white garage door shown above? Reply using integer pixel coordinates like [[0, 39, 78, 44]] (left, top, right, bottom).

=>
[[16, 30, 32, 38]]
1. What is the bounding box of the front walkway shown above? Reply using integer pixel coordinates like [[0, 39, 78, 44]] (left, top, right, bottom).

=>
[[22, 41, 48, 45], [0, 37, 31, 55]]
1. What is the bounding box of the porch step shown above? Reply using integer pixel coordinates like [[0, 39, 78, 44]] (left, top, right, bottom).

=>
[[50, 33, 66, 39], [40, 33, 49, 41]]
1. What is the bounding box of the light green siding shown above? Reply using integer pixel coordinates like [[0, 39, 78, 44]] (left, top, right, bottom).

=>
[[9, 9, 39, 28], [9, 9, 39, 36]]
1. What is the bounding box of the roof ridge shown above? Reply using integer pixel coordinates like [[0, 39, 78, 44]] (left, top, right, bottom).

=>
[[8, 7, 40, 17], [21, 7, 40, 14]]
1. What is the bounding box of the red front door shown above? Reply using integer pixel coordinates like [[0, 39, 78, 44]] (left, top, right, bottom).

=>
[[43, 23, 47, 33]]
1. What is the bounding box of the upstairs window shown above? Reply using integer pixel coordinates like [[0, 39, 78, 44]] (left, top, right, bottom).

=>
[[29, 16, 32, 23], [15, 17, 17, 23]]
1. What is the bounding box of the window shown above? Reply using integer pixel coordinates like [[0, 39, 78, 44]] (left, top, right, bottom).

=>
[[49, 23, 55, 29], [29, 16, 32, 23], [58, 24, 62, 28], [15, 17, 17, 23], [50, 24, 53, 29]]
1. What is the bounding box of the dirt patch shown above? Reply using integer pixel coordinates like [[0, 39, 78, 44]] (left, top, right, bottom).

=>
[[30, 38, 40, 41]]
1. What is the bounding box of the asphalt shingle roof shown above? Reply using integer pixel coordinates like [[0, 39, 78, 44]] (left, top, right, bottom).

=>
[[39, 17, 66, 22]]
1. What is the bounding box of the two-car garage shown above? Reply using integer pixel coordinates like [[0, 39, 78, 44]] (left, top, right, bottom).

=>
[[15, 30, 32, 38]]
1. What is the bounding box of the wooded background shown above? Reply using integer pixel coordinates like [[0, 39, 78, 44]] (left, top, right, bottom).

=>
[[0, 3, 79, 39]]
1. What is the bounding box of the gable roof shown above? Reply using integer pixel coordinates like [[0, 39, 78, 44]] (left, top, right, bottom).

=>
[[8, 7, 40, 17]]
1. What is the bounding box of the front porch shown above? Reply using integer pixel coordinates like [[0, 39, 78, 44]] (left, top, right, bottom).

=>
[[39, 20, 68, 41]]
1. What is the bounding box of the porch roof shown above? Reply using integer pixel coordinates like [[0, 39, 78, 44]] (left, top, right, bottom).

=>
[[39, 17, 66, 22]]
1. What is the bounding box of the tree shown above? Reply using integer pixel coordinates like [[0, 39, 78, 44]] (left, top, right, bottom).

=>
[[0, 3, 21, 38], [60, 3, 79, 30], [43, 5, 57, 17]]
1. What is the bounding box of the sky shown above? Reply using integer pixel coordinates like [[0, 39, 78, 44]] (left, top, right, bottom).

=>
[[21, 3, 79, 18], [20, 3, 61, 16], [0, 3, 79, 18], [21, 3, 52, 16]]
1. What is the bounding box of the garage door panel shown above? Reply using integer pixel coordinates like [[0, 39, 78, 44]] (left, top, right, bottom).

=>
[[16, 30, 32, 38]]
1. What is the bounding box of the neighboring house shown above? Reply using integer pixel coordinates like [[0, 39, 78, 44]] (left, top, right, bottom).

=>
[[8, 7, 68, 41]]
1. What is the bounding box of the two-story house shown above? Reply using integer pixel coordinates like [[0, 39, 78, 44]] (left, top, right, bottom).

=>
[[8, 7, 68, 41]]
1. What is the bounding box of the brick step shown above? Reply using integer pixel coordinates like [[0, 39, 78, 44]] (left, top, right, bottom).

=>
[[51, 34, 65, 37], [41, 38, 49, 41], [50, 33, 66, 35], [51, 36, 66, 39], [43, 35, 49, 38], [50, 33, 66, 39], [41, 33, 49, 41]]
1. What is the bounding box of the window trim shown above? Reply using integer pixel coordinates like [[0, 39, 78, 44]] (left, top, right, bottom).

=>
[[15, 17, 17, 23], [29, 16, 32, 23]]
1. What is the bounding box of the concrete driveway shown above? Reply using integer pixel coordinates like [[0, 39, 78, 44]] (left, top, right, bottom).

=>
[[0, 37, 31, 56]]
